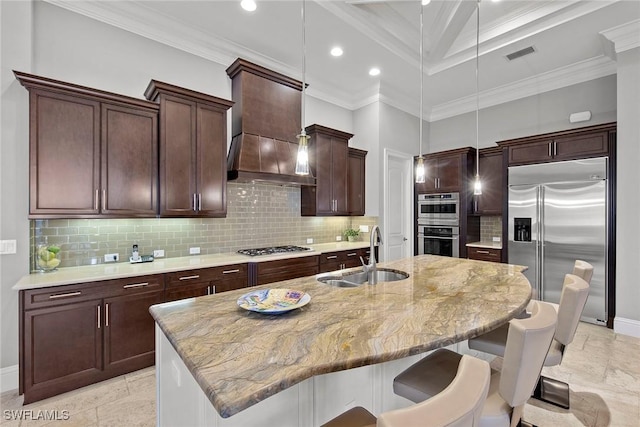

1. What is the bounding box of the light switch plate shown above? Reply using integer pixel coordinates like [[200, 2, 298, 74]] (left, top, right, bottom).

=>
[[189, 247, 200, 255], [0, 240, 17, 254], [359, 225, 370, 233], [492, 237, 501, 242], [306, 238, 313, 244], [153, 249, 165, 258]]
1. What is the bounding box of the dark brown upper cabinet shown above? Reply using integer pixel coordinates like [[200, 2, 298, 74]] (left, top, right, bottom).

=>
[[414, 148, 474, 195], [347, 148, 367, 216], [15, 71, 159, 219], [301, 125, 353, 216], [498, 122, 615, 166], [473, 146, 504, 215], [145, 81, 233, 217]]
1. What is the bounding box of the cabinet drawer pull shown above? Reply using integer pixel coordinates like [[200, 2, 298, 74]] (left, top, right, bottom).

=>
[[347, 253, 357, 257], [97, 305, 101, 329], [49, 291, 82, 299], [94, 189, 99, 211], [178, 275, 200, 281], [326, 256, 338, 260], [123, 282, 149, 289], [222, 269, 239, 274], [105, 303, 109, 327], [476, 250, 490, 254]]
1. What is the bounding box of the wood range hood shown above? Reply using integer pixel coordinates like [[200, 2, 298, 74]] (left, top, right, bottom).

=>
[[226, 58, 315, 186]]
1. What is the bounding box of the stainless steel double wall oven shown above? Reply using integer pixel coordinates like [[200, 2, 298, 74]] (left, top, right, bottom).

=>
[[416, 192, 460, 257]]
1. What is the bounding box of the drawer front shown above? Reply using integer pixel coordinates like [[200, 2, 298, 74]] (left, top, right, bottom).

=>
[[23, 274, 164, 310], [255, 256, 319, 286], [166, 264, 248, 288], [320, 250, 362, 264], [467, 247, 502, 262]]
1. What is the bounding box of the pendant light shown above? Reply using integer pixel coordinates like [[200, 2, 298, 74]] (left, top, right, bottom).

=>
[[473, 0, 482, 195], [415, 2, 426, 184], [295, 0, 310, 175]]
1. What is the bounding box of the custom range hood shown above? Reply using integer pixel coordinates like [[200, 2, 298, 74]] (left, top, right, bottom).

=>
[[226, 59, 315, 186]]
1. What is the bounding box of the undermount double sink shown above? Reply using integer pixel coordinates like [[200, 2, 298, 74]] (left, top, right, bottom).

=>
[[317, 268, 409, 288]]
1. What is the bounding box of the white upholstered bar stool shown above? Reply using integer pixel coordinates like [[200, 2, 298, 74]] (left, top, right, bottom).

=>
[[468, 272, 590, 409], [393, 300, 557, 427], [321, 354, 491, 427]]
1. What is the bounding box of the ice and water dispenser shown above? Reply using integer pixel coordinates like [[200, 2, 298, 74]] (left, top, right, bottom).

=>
[[514, 218, 531, 242]]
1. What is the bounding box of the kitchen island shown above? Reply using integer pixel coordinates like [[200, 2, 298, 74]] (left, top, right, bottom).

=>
[[150, 254, 531, 426]]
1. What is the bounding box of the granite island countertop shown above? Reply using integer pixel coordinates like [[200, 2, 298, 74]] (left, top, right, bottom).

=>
[[149, 254, 531, 418]]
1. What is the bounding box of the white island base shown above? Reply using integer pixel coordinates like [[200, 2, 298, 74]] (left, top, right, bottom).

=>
[[155, 325, 477, 427]]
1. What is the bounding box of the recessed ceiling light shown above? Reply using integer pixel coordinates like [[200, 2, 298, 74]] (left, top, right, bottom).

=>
[[241, 0, 256, 12], [421, 0, 431, 5], [369, 67, 381, 77], [330, 47, 343, 57]]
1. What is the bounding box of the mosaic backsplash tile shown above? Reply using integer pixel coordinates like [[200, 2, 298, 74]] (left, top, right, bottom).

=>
[[31, 182, 378, 269]]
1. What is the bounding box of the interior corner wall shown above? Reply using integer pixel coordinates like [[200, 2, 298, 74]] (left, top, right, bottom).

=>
[[1, 0, 32, 373], [429, 75, 617, 152], [353, 102, 381, 218], [615, 46, 640, 331], [305, 96, 353, 135]]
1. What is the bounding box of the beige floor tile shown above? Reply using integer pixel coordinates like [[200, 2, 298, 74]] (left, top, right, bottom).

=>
[[95, 391, 155, 427]]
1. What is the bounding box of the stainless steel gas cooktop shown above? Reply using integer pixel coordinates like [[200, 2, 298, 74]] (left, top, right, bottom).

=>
[[237, 245, 312, 257]]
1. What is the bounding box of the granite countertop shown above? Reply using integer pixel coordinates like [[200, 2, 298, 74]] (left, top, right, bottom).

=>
[[149, 255, 531, 418], [13, 241, 370, 291], [466, 240, 503, 250]]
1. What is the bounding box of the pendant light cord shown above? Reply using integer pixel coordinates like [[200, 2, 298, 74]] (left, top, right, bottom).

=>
[[419, 3, 424, 158], [475, 0, 480, 176], [301, 0, 306, 134]]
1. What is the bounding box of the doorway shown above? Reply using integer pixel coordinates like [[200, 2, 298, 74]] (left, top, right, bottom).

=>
[[383, 149, 413, 261]]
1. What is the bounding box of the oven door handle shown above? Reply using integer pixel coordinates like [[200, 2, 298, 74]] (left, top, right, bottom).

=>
[[418, 234, 459, 240]]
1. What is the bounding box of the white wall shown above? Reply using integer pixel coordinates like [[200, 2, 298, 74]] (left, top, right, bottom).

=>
[[615, 46, 640, 332], [430, 75, 617, 152], [1, 0, 32, 380], [305, 96, 353, 135], [353, 102, 381, 216]]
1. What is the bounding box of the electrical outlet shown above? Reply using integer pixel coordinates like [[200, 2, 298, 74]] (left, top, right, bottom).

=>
[[492, 237, 501, 242], [336, 236, 342, 241], [359, 225, 370, 233], [104, 253, 119, 263], [153, 249, 165, 258], [189, 247, 200, 255], [306, 238, 313, 244]]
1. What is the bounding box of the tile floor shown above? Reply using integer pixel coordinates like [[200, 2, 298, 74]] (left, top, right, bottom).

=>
[[1, 322, 638, 426]]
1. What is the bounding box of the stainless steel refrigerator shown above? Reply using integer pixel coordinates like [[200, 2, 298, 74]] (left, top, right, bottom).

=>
[[508, 157, 607, 325]]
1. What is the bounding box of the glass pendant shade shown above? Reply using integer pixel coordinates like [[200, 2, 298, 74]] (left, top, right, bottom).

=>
[[415, 156, 426, 184], [295, 133, 310, 175], [473, 174, 482, 195]]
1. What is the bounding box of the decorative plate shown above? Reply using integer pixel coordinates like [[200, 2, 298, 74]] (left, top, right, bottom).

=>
[[237, 288, 310, 314]]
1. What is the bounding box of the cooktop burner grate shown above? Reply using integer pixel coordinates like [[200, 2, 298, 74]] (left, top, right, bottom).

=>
[[237, 245, 312, 257]]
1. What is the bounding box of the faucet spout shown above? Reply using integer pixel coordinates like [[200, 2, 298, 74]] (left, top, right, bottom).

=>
[[362, 225, 382, 284]]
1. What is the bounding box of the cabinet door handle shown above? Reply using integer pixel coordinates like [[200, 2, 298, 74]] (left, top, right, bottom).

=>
[[553, 141, 557, 156], [207, 286, 211, 295], [123, 282, 149, 289], [211, 285, 216, 294], [49, 291, 82, 299], [94, 189, 99, 211], [97, 305, 101, 329], [102, 189, 106, 211], [179, 275, 200, 281], [222, 269, 239, 274], [347, 253, 357, 257], [192, 194, 197, 211], [198, 193, 202, 211], [548, 142, 553, 157], [476, 250, 490, 254], [326, 255, 338, 260], [105, 303, 109, 327]]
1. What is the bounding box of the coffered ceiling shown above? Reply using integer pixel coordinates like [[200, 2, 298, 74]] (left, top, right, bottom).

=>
[[46, 0, 640, 121]]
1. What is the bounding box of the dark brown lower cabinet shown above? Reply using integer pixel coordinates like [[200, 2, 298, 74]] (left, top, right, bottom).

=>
[[20, 275, 164, 404], [164, 264, 248, 302], [253, 256, 320, 286], [467, 247, 502, 262], [319, 248, 371, 273]]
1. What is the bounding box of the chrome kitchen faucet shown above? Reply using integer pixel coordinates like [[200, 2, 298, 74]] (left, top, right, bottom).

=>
[[360, 225, 383, 285]]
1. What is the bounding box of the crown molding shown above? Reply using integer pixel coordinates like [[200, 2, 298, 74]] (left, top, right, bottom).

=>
[[600, 19, 640, 54], [429, 55, 616, 122]]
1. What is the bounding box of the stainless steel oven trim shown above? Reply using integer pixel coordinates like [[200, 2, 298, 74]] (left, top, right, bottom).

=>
[[417, 234, 460, 258]]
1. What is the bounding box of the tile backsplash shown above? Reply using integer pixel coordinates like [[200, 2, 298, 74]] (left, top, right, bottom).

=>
[[31, 182, 378, 269], [480, 216, 503, 242]]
